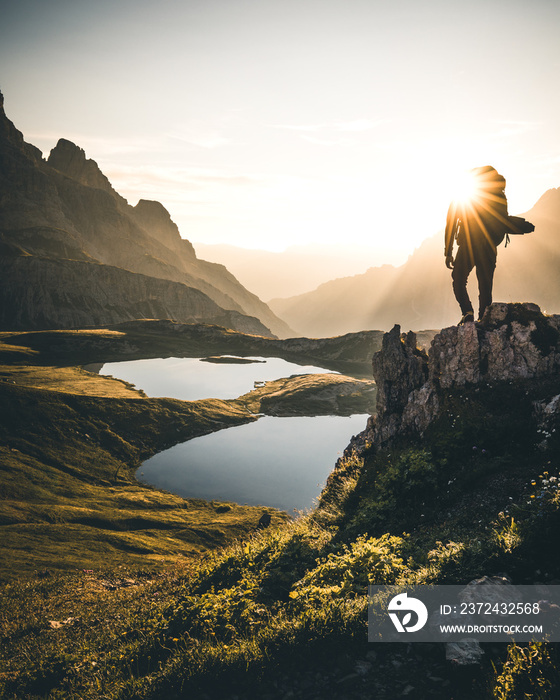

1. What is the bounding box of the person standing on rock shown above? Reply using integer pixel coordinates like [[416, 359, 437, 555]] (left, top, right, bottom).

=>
[[444, 166, 509, 325]]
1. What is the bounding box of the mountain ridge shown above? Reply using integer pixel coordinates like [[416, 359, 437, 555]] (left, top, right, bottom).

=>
[[0, 256, 272, 335], [0, 92, 292, 338]]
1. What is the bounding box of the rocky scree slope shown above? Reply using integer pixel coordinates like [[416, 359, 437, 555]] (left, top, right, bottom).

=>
[[0, 92, 290, 337]]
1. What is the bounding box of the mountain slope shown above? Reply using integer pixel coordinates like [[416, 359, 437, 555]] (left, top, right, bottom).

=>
[[0, 92, 292, 337], [270, 189, 560, 336], [0, 256, 271, 335]]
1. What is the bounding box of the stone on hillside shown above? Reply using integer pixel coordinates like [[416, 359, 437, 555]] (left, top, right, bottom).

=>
[[445, 640, 484, 666], [445, 575, 518, 666]]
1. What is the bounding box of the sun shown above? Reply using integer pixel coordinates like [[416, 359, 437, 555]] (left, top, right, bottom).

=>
[[451, 169, 479, 205]]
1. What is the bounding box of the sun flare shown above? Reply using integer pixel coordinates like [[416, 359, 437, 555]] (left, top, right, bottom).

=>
[[451, 170, 479, 205]]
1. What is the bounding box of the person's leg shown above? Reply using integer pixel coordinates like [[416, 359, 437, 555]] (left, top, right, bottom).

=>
[[474, 248, 497, 320], [451, 245, 475, 317]]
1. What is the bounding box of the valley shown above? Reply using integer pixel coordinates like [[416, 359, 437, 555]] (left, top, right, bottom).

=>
[[0, 321, 378, 578]]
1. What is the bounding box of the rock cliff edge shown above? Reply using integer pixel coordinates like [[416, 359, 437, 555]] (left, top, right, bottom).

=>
[[356, 302, 560, 452]]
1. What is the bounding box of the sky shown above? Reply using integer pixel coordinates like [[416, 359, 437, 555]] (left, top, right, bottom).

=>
[[1, 0, 559, 265]]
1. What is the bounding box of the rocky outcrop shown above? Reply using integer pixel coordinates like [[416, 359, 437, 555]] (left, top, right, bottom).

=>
[[0, 92, 292, 337], [373, 327, 428, 415], [360, 303, 560, 451], [430, 303, 560, 388]]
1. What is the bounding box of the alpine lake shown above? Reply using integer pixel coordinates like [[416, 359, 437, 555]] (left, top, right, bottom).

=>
[[98, 356, 371, 513]]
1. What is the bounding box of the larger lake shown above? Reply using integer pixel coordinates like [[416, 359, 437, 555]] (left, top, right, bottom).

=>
[[99, 356, 369, 512], [137, 414, 368, 513]]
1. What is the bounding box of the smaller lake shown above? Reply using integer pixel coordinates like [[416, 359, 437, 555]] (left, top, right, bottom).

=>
[[99, 356, 335, 401], [138, 414, 367, 513]]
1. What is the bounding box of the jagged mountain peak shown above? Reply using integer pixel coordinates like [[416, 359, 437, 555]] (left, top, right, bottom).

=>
[[47, 138, 119, 197], [134, 198, 172, 218], [0, 92, 293, 337], [0, 89, 19, 145], [49, 137, 85, 158], [0, 89, 43, 164], [132, 199, 195, 256]]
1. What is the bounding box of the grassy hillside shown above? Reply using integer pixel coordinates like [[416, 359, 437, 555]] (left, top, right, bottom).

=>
[[0, 375, 272, 577], [2, 342, 560, 697]]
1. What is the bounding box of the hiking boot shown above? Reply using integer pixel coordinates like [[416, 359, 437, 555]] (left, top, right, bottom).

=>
[[458, 312, 474, 325]]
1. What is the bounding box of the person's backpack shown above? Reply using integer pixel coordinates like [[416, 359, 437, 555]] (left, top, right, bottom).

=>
[[504, 215, 535, 247]]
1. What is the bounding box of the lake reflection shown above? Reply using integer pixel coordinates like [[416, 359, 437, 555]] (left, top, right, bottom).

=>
[[138, 414, 368, 513], [100, 356, 335, 401]]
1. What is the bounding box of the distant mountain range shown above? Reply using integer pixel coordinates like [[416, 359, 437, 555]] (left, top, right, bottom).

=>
[[269, 188, 560, 336], [0, 92, 292, 338], [194, 242, 383, 300]]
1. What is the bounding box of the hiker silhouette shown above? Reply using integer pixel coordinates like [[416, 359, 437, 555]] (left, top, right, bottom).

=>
[[444, 166, 509, 324]]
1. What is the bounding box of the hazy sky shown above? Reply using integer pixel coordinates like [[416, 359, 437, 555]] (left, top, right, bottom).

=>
[[1, 0, 559, 264]]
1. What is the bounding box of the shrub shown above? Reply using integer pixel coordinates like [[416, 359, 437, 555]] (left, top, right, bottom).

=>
[[492, 643, 560, 699], [289, 533, 407, 603]]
